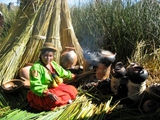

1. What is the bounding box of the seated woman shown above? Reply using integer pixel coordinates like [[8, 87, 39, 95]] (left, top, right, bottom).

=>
[[27, 42, 78, 111]]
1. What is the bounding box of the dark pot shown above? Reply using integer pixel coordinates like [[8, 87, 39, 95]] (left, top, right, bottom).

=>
[[126, 63, 148, 83], [2, 79, 24, 94]]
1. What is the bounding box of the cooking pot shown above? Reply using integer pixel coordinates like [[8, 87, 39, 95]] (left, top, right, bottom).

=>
[[96, 64, 111, 80], [126, 63, 148, 83], [60, 46, 77, 69], [19, 63, 32, 80], [100, 50, 116, 65], [2, 79, 24, 94]]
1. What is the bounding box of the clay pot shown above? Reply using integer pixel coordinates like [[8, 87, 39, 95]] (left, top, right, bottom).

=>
[[100, 50, 116, 65], [126, 63, 148, 83], [96, 63, 111, 80], [19, 63, 32, 88], [60, 46, 77, 69], [19, 63, 32, 80], [2, 79, 24, 94], [143, 100, 160, 113], [110, 62, 126, 93]]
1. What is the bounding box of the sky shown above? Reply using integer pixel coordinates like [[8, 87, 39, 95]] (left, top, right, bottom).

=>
[[0, 0, 90, 6], [0, 0, 142, 6], [0, 0, 19, 5]]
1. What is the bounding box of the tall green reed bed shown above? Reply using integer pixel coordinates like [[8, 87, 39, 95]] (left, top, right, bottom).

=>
[[0, 3, 17, 40], [70, 0, 160, 63]]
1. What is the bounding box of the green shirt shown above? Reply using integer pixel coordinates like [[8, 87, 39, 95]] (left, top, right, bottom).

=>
[[30, 60, 73, 96]]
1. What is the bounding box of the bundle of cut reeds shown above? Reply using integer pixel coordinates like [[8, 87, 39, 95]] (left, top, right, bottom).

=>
[[0, 94, 116, 119], [45, 0, 62, 64], [0, 11, 4, 36], [60, 0, 84, 66], [56, 95, 116, 120], [19, 0, 56, 69], [0, 0, 45, 83]]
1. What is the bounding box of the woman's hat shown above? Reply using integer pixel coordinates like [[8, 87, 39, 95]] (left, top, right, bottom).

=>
[[40, 42, 57, 52]]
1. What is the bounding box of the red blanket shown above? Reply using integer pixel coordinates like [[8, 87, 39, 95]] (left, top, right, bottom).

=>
[[27, 83, 78, 111]]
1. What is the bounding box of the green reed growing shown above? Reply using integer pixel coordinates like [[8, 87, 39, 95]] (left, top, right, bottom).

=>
[[70, 0, 160, 64]]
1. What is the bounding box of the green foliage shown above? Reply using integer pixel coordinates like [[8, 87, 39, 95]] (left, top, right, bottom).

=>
[[0, 3, 17, 40], [70, 0, 160, 63]]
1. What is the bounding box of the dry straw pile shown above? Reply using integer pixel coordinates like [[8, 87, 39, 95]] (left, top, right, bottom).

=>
[[0, 0, 84, 83]]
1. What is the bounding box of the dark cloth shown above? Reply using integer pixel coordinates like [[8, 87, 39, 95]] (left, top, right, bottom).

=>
[[81, 75, 112, 95]]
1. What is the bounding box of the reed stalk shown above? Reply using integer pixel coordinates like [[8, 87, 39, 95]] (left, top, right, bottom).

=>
[[0, 0, 45, 83], [19, 0, 56, 69], [45, 0, 62, 64]]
